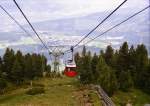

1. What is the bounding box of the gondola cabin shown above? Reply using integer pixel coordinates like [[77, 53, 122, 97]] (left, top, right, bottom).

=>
[[64, 62, 77, 77]]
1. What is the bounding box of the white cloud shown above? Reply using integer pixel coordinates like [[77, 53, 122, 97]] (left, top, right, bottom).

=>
[[0, 0, 148, 32], [1, 0, 147, 24], [86, 39, 122, 48], [0, 32, 112, 50], [0, 0, 149, 50], [100, 36, 124, 40], [0, 36, 38, 49]]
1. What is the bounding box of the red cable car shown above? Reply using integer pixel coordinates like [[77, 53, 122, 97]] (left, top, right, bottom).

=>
[[64, 61, 77, 77], [64, 46, 77, 77]]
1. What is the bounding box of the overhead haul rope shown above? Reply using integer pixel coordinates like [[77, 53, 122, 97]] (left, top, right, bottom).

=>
[[13, 0, 51, 53], [63, 0, 128, 54], [64, 5, 150, 53], [0, 5, 45, 50], [77, 5, 150, 50]]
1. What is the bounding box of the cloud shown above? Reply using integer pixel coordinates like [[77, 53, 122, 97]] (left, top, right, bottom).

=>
[[0, 0, 149, 51], [1, 0, 147, 24], [100, 36, 124, 40], [0, 32, 113, 50], [0, 36, 38, 49], [0, 0, 148, 32]]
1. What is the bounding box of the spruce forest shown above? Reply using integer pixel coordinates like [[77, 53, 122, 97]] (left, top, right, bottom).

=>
[[75, 42, 150, 96]]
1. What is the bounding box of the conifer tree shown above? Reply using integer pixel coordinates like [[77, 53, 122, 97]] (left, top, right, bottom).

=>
[[100, 50, 105, 58], [135, 44, 148, 87], [128, 45, 136, 83], [117, 42, 129, 71], [104, 45, 114, 67], [118, 70, 133, 91], [96, 56, 118, 96], [79, 47, 92, 84], [82, 46, 86, 57], [11, 58, 23, 84], [24, 53, 33, 80], [142, 62, 150, 93], [74, 52, 82, 73], [111, 50, 119, 69], [91, 53, 99, 82], [3, 48, 15, 80], [0, 57, 2, 77]]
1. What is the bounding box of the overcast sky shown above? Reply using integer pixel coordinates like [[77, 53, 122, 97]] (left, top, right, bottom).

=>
[[0, 0, 149, 51], [0, 0, 148, 23], [0, 0, 148, 32]]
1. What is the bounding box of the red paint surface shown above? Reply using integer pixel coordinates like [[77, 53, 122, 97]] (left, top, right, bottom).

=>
[[64, 71, 77, 77]]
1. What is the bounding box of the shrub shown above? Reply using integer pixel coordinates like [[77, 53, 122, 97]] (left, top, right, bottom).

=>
[[26, 87, 45, 95], [32, 83, 45, 87]]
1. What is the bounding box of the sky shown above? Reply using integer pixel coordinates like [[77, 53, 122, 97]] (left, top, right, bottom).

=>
[[1, 0, 126, 23], [0, 0, 149, 52], [0, 0, 148, 29]]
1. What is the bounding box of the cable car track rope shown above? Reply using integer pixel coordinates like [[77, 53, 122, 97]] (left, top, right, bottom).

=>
[[0, 4, 52, 60], [0, 5, 33, 39], [71, 0, 127, 48], [81, 5, 150, 47], [13, 0, 51, 53], [0, 5, 44, 48], [64, 5, 150, 54], [63, 0, 127, 54]]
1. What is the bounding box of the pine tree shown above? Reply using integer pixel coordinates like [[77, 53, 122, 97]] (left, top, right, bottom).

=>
[[111, 50, 119, 69], [15, 51, 24, 79], [91, 53, 99, 82], [82, 46, 86, 57], [74, 52, 80, 63], [118, 70, 133, 91], [11, 58, 23, 84], [135, 44, 148, 87], [41, 54, 47, 72], [96, 56, 106, 73], [74, 52, 82, 73], [128, 45, 136, 69], [96, 56, 118, 96], [24, 53, 33, 80], [104, 45, 114, 67], [135, 44, 148, 70], [36, 54, 43, 77], [80, 51, 92, 84], [0, 57, 2, 77], [15, 51, 24, 66], [79, 47, 93, 84], [100, 50, 105, 58], [31, 54, 41, 77], [86, 51, 93, 82], [128, 45, 136, 83], [139, 63, 150, 93], [115, 42, 134, 91], [142, 62, 150, 93], [3, 48, 15, 80], [117, 42, 129, 71]]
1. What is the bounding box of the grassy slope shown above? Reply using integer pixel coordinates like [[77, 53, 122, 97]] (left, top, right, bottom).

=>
[[111, 89, 150, 106], [0, 77, 101, 106]]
